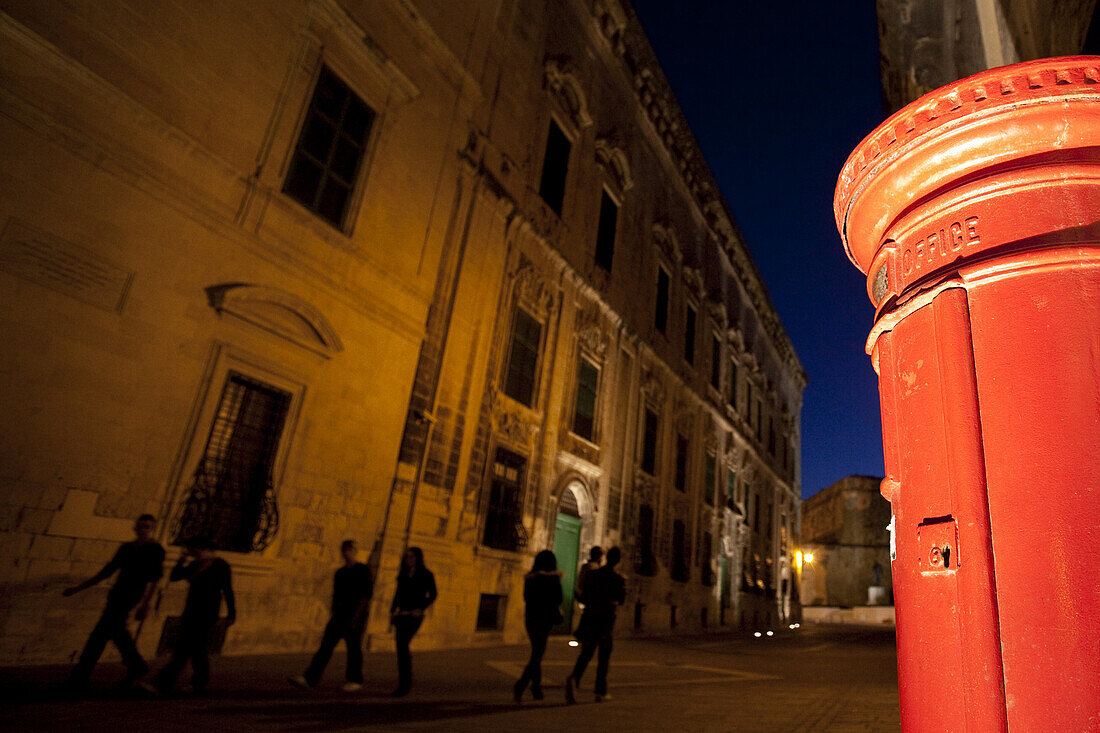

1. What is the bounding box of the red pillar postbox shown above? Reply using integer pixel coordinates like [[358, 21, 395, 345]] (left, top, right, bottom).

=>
[[834, 57, 1100, 732]]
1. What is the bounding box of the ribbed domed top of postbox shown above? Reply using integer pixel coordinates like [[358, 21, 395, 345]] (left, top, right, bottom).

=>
[[834, 56, 1100, 276]]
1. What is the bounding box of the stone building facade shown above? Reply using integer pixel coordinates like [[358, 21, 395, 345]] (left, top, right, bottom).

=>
[[0, 0, 805, 664], [877, 0, 1099, 113], [799, 476, 892, 609]]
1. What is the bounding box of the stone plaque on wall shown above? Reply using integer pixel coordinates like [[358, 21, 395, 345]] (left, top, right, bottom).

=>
[[0, 219, 133, 312]]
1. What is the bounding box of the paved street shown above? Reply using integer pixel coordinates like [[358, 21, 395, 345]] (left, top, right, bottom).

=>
[[0, 623, 899, 732]]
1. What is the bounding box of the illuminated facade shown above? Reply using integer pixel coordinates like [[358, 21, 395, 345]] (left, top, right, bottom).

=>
[[0, 0, 804, 663]]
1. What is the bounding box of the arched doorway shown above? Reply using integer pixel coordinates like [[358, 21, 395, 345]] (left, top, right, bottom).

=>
[[552, 486, 582, 633]]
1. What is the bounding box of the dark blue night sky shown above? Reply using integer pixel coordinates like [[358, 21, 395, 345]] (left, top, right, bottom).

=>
[[630, 1, 887, 497]]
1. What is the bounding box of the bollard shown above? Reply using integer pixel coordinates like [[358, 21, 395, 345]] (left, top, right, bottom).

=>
[[834, 57, 1100, 732]]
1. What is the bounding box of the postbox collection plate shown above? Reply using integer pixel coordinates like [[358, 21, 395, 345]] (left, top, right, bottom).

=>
[[917, 515, 958, 573]]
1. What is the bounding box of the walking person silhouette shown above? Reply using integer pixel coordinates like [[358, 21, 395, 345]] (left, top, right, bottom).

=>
[[565, 546, 625, 704], [389, 546, 436, 696], [289, 539, 374, 691], [63, 514, 165, 689], [141, 537, 235, 695], [513, 550, 564, 702]]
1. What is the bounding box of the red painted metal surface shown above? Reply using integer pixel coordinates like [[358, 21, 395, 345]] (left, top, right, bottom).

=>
[[835, 57, 1100, 732]]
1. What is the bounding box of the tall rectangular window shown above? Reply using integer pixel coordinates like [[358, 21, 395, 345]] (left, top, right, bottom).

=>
[[710, 336, 721, 389], [671, 520, 689, 582], [641, 407, 659, 475], [704, 452, 716, 506], [674, 434, 689, 492], [483, 448, 527, 551], [655, 267, 669, 334], [726, 467, 737, 504], [572, 358, 599, 442], [283, 67, 375, 229], [745, 381, 753, 417], [174, 373, 291, 553], [701, 532, 715, 586], [503, 308, 541, 407], [728, 360, 738, 409], [684, 305, 696, 365], [538, 120, 571, 214], [594, 190, 618, 271], [636, 504, 656, 576]]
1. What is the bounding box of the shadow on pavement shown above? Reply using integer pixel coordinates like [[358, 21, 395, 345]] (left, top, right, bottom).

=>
[[202, 699, 570, 731]]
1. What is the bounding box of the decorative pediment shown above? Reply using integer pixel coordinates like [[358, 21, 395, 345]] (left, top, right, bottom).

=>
[[574, 302, 609, 361], [674, 402, 693, 436], [633, 470, 658, 502], [706, 298, 727, 329], [592, 0, 627, 54], [595, 136, 633, 192], [205, 284, 343, 358], [493, 405, 538, 448], [641, 366, 664, 406], [511, 260, 555, 319], [704, 429, 719, 454], [682, 266, 705, 298], [544, 57, 593, 129], [726, 327, 745, 354], [652, 222, 681, 265]]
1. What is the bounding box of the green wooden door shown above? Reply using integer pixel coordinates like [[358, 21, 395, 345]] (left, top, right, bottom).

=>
[[553, 513, 581, 634]]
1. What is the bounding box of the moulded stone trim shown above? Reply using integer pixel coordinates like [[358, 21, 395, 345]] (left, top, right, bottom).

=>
[[206, 284, 344, 358], [544, 56, 594, 129], [652, 222, 682, 265], [308, 0, 419, 105], [595, 137, 633, 192]]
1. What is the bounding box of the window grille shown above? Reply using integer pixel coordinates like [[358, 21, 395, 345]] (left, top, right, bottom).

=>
[[482, 448, 528, 551], [173, 372, 291, 552]]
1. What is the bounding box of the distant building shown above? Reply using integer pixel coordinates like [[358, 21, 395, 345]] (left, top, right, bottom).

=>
[[800, 476, 891, 610], [0, 0, 805, 664], [876, 0, 1100, 113]]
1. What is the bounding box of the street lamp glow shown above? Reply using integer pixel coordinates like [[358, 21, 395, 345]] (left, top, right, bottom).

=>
[[766, 630, 774, 637], [753, 631, 762, 637], [568, 640, 579, 647], [804, 552, 814, 563]]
